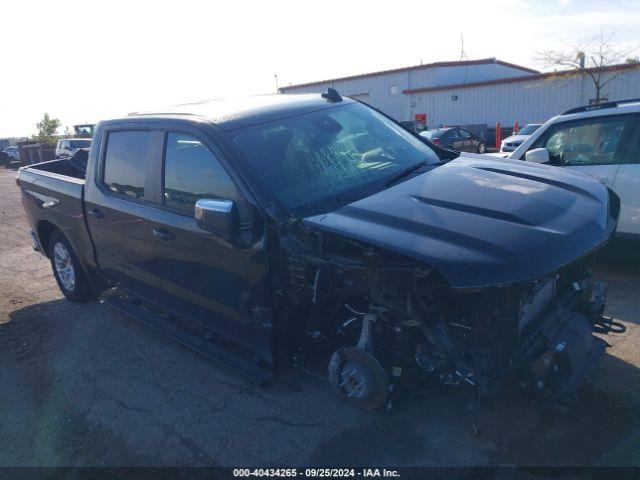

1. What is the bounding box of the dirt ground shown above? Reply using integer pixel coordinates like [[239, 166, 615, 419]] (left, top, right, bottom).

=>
[[1, 166, 639, 468]]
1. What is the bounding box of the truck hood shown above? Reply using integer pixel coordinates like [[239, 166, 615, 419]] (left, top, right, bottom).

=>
[[303, 156, 617, 288]]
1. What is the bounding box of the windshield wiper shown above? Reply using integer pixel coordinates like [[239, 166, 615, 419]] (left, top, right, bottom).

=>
[[384, 160, 429, 187]]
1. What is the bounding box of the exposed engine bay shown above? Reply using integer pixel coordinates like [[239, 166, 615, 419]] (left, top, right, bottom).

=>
[[274, 224, 625, 410]]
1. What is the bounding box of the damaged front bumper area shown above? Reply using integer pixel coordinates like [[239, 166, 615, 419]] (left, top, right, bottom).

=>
[[515, 280, 624, 403], [278, 161, 623, 410], [278, 229, 625, 410]]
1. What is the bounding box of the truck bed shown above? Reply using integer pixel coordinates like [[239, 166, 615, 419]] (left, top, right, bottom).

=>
[[18, 158, 93, 266], [25, 157, 87, 180]]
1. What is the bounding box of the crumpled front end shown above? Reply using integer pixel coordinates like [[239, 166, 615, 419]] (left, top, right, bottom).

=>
[[274, 219, 623, 410], [272, 159, 624, 409]]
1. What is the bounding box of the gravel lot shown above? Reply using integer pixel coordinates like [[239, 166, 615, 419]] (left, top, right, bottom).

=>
[[1, 166, 639, 468]]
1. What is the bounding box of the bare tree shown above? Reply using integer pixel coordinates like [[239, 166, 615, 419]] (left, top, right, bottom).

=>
[[537, 31, 638, 104]]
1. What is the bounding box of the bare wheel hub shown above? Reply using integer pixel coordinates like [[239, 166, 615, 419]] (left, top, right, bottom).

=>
[[340, 361, 374, 400], [328, 347, 390, 410]]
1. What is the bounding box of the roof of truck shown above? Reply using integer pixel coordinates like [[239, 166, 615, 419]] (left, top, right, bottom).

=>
[[127, 93, 353, 131]]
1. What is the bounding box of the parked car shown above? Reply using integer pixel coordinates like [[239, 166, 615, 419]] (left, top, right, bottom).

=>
[[500, 123, 541, 152], [420, 127, 486, 153], [507, 98, 640, 239], [17, 91, 623, 410], [5, 145, 19, 161], [55, 138, 92, 158], [0, 146, 18, 167]]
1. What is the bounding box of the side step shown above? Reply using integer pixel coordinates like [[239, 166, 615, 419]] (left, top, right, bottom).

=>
[[104, 295, 274, 385]]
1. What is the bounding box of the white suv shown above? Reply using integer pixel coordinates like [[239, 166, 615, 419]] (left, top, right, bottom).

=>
[[507, 99, 640, 239], [55, 138, 92, 158]]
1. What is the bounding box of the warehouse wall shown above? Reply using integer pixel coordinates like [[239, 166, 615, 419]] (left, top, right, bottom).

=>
[[281, 71, 409, 119], [280, 61, 535, 121], [409, 67, 640, 128]]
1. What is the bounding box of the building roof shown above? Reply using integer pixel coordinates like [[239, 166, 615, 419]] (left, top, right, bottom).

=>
[[279, 58, 540, 91], [402, 62, 640, 95]]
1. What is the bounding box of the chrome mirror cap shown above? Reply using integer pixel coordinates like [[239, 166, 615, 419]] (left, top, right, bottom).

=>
[[194, 199, 238, 236], [195, 199, 234, 220]]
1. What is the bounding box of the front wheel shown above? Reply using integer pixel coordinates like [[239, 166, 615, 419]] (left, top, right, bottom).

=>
[[477, 142, 486, 154], [328, 347, 390, 410], [48, 230, 94, 303]]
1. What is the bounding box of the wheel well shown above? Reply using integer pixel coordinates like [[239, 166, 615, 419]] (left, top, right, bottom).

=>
[[37, 221, 58, 257]]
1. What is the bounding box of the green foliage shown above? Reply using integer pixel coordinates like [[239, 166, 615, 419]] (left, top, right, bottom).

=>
[[33, 113, 61, 145]]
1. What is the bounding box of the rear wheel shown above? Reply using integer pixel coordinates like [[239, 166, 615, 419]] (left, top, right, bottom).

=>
[[477, 142, 486, 154], [48, 230, 94, 303]]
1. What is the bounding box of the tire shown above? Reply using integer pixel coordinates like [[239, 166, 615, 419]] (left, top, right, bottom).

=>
[[477, 142, 486, 154], [48, 229, 94, 303]]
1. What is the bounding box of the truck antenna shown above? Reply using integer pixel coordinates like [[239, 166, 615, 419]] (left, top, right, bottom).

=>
[[321, 88, 343, 103]]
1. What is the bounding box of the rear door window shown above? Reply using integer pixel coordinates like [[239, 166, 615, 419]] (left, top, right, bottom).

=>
[[622, 115, 640, 164], [103, 131, 151, 199]]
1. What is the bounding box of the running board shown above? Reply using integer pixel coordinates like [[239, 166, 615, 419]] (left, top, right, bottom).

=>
[[104, 295, 274, 385]]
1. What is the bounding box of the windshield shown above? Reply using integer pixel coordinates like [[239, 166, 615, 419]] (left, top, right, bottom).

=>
[[227, 103, 440, 214], [69, 140, 91, 149], [517, 124, 541, 136]]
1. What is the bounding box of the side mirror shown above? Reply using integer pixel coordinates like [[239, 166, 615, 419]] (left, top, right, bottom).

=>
[[525, 148, 550, 164], [195, 199, 239, 236]]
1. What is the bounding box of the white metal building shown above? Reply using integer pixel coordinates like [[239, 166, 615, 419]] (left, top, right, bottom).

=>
[[279, 58, 640, 130]]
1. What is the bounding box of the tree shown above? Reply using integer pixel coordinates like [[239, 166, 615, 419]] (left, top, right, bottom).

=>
[[33, 113, 61, 145], [537, 31, 638, 104]]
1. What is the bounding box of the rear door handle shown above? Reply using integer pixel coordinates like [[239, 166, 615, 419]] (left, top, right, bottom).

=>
[[152, 227, 176, 242], [88, 208, 104, 219]]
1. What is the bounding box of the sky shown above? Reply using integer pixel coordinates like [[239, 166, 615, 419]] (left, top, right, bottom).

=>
[[1, 0, 639, 138]]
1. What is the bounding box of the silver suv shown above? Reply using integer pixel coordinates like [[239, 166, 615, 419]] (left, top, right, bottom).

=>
[[507, 99, 640, 239]]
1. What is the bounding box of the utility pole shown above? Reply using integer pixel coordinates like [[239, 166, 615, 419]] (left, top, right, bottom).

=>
[[274, 73, 279, 93]]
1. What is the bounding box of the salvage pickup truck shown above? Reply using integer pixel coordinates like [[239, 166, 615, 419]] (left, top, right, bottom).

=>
[[18, 91, 624, 409]]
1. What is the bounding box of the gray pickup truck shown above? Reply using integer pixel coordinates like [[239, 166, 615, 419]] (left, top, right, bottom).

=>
[[17, 91, 624, 409]]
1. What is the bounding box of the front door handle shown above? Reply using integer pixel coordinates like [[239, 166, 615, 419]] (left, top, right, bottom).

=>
[[88, 208, 104, 219], [152, 228, 176, 242]]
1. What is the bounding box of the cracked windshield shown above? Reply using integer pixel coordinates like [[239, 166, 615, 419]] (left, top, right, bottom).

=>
[[229, 102, 440, 212]]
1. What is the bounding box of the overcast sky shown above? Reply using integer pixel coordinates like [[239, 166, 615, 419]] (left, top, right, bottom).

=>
[[1, 0, 639, 137]]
